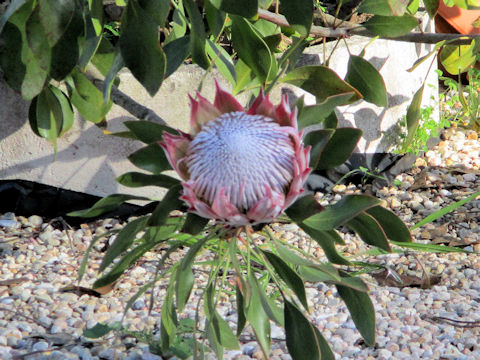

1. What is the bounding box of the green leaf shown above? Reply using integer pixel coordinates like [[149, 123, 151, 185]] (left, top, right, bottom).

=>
[[206, 39, 236, 86], [166, 2, 187, 43], [279, 0, 313, 35], [336, 273, 376, 346], [49, 85, 74, 135], [404, 84, 424, 151], [204, 284, 240, 349], [120, 0, 166, 96], [280, 65, 362, 103], [68, 194, 150, 218], [303, 129, 335, 169], [284, 299, 321, 360], [411, 190, 480, 230], [176, 236, 209, 312], [297, 93, 356, 129], [245, 275, 272, 355], [124, 120, 177, 144], [205, 0, 226, 38], [0, 22, 25, 91], [0, 0, 28, 34], [69, 69, 112, 123], [102, 47, 124, 102], [99, 216, 149, 272], [148, 184, 184, 226], [304, 195, 381, 231], [181, 213, 209, 235], [161, 271, 178, 352], [363, 14, 418, 37], [300, 226, 352, 265], [49, 6, 83, 80], [34, 86, 63, 140], [313, 326, 335, 360], [164, 36, 190, 79], [84, 322, 117, 338], [138, 0, 170, 26], [128, 144, 172, 174], [366, 206, 411, 242], [209, 0, 258, 18], [116, 172, 179, 189], [91, 37, 115, 76], [261, 250, 308, 310], [440, 43, 476, 75], [315, 128, 362, 170], [346, 212, 392, 252], [345, 55, 388, 107], [424, 0, 439, 16], [235, 283, 247, 336], [298, 264, 342, 283], [25, 5, 51, 74], [184, 0, 210, 70], [358, 0, 409, 16], [94, 237, 160, 288], [38, 0, 75, 46], [286, 195, 324, 223], [231, 15, 272, 84], [391, 240, 472, 253]]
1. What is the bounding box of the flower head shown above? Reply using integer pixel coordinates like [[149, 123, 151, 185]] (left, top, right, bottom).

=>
[[160, 80, 311, 227]]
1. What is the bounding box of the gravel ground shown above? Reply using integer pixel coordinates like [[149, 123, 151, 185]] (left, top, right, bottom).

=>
[[1, 127, 480, 360]]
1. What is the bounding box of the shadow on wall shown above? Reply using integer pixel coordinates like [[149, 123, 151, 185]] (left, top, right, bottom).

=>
[[0, 79, 29, 141]]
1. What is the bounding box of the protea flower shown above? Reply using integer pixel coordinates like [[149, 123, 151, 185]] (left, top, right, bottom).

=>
[[160, 81, 311, 227]]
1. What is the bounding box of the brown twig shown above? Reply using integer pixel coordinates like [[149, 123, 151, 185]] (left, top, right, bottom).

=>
[[257, 8, 480, 45]]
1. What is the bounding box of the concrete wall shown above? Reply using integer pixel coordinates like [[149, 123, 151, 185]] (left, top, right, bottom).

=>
[[0, 23, 438, 198]]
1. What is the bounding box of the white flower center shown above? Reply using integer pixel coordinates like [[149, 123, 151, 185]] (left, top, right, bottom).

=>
[[186, 112, 295, 211]]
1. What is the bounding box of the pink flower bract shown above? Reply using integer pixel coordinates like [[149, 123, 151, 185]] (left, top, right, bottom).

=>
[[160, 80, 311, 227]]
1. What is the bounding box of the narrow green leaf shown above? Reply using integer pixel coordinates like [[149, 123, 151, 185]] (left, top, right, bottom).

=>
[[164, 36, 190, 79], [391, 240, 472, 253], [235, 283, 247, 337], [248, 274, 284, 326], [38, 0, 75, 46], [363, 14, 418, 37], [138, 0, 170, 26], [35, 86, 62, 140], [128, 144, 172, 174], [440, 43, 476, 75], [231, 15, 272, 84], [25, 5, 51, 73], [404, 84, 424, 151], [261, 250, 308, 310], [246, 274, 272, 354], [281, 65, 362, 103], [424, 0, 439, 16], [99, 216, 149, 272], [284, 299, 321, 360], [124, 120, 177, 144], [206, 39, 236, 86], [120, 0, 166, 96], [411, 190, 480, 230], [313, 326, 335, 360], [303, 195, 381, 231], [205, 0, 226, 39], [346, 212, 392, 252], [345, 55, 388, 107], [279, 0, 313, 35], [116, 172, 179, 189], [286, 195, 324, 223], [298, 265, 342, 283], [315, 128, 362, 170], [84, 322, 117, 338], [176, 236, 209, 312], [161, 271, 178, 352], [68, 194, 150, 218], [209, 0, 258, 18], [336, 273, 376, 346], [148, 184, 184, 226], [366, 205, 411, 242], [184, 0, 210, 70], [303, 129, 335, 169]]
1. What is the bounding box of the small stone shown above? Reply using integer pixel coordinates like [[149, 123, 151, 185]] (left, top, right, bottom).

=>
[[32, 341, 49, 352], [27, 215, 43, 227]]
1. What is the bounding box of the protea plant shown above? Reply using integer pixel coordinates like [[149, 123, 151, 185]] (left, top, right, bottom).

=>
[[160, 80, 311, 227]]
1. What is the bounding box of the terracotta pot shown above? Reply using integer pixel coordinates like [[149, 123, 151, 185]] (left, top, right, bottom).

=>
[[437, 1, 480, 34]]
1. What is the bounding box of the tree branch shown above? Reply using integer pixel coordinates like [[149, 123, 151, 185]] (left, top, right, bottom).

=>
[[257, 8, 480, 45]]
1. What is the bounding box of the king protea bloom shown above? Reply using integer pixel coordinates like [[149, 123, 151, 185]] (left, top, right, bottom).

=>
[[160, 81, 311, 227]]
